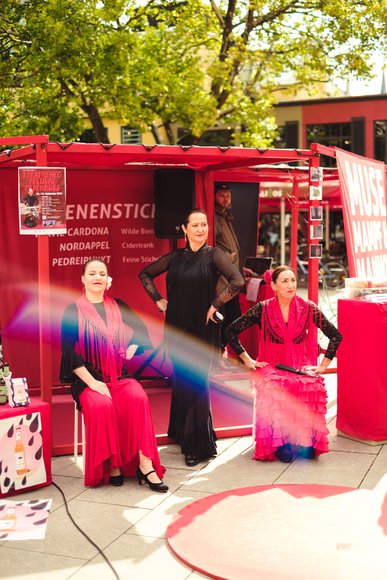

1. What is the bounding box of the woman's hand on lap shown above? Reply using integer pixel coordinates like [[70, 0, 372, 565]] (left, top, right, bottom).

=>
[[313, 364, 329, 375], [89, 380, 111, 397], [240, 351, 268, 370], [303, 365, 327, 375], [253, 360, 269, 368], [246, 360, 268, 370]]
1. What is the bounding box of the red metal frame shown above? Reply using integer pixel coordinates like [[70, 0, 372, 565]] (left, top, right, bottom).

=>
[[0, 136, 342, 441], [0, 141, 319, 169], [0, 136, 52, 404]]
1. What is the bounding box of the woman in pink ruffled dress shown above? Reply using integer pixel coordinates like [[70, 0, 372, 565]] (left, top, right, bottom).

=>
[[225, 265, 342, 463]]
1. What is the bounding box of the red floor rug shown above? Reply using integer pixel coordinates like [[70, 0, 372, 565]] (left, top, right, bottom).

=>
[[167, 483, 387, 580]]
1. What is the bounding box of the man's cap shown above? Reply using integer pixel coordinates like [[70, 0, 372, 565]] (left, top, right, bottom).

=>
[[214, 183, 231, 193]]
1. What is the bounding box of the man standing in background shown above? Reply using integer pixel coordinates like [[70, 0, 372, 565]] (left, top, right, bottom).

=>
[[214, 183, 253, 364]]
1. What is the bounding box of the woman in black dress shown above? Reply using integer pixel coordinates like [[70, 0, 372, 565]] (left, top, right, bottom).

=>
[[139, 209, 244, 466]]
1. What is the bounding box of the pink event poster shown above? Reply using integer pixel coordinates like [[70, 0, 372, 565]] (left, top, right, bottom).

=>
[[0, 413, 47, 495], [336, 149, 387, 278], [18, 167, 67, 235], [0, 498, 52, 540]]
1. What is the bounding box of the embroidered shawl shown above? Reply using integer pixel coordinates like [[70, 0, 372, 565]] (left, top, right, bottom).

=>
[[259, 295, 320, 368], [75, 294, 129, 382]]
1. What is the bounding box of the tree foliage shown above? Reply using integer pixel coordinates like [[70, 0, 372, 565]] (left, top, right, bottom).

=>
[[0, 0, 385, 145]]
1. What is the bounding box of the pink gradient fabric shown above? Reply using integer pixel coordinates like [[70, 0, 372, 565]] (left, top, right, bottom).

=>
[[251, 295, 327, 460]]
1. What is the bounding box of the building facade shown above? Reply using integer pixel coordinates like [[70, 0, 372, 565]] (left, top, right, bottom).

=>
[[275, 94, 387, 164]]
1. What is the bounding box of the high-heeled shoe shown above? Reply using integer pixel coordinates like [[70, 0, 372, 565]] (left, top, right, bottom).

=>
[[109, 473, 124, 486], [136, 467, 169, 493]]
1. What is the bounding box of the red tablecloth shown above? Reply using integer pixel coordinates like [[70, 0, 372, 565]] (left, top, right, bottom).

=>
[[337, 298, 387, 441], [239, 281, 275, 360], [0, 397, 52, 497]]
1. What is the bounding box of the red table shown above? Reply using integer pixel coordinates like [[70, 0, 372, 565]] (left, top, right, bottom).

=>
[[0, 397, 52, 497], [337, 298, 387, 442]]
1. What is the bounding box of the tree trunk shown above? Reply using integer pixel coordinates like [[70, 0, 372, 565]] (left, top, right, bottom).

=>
[[81, 102, 109, 143], [164, 121, 175, 145], [151, 122, 165, 144]]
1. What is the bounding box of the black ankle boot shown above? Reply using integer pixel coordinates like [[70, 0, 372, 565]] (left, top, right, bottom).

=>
[[275, 444, 293, 463], [185, 454, 200, 467], [109, 473, 124, 486], [299, 446, 316, 459]]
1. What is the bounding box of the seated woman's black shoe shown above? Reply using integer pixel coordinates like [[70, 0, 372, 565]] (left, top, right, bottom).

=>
[[136, 468, 169, 493], [109, 473, 124, 486], [185, 454, 200, 467], [275, 444, 293, 463], [299, 446, 316, 459]]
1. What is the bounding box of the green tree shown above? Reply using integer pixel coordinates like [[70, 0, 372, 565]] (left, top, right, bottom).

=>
[[0, 0, 215, 143], [0, 1, 386, 146], [0, 0, 146, 142], [206, 0, 387, 145]]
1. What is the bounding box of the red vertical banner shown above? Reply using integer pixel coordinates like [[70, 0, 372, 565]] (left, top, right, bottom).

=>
[[18, 167, 66, 235], [336, 149, 387, 277]]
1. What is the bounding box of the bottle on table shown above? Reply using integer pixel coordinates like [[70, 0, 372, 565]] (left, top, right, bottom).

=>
[[0, 366, 6, 405], [3, 362, 10, 378], [14, 427, 29, 476]]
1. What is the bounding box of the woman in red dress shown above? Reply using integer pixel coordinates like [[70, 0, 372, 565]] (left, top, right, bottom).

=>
[[225, 265, 342, 463], [60, 258, 168, 491]]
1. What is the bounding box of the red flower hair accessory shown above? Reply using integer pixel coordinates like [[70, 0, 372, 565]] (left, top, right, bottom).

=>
[[263, 269, 272, 284]]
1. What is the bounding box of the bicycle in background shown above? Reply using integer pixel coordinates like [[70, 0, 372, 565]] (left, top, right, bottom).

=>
[[297, 248, 348, 290]]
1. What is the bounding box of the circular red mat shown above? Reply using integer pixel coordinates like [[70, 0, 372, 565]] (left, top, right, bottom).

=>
[[167, 484, 387, 580]]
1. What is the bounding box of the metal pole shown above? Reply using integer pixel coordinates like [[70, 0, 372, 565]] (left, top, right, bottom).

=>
[[290, 180, 300, 271], [36, 141, 52, 404], [325, 204, 330, 253], [280, 196, 286, 265]]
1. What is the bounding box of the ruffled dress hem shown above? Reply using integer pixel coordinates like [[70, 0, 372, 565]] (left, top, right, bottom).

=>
[[251, 365, 329, 462]]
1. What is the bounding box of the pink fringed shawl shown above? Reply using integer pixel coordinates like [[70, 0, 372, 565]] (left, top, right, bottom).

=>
[[259, 295, 319, 368], [75, 294, 129, 382]]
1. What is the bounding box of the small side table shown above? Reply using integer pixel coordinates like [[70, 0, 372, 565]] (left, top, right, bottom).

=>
[[0, 397, 52, 497], [337, 298, 387, 443]]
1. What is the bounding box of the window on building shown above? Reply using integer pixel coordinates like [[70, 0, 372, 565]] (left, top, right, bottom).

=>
[[121, 126, 142, 144], [306, 123, 352, 166], [78, 128, 100, 143], [197, 129, 234, 146], [374, 120, 387, 163], [177, 128, 197, 145], [274, 121, 299, 149], [274, 126, 286, 149]]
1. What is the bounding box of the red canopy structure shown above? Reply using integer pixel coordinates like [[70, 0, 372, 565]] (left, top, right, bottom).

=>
[[0, 136, 337, 406]]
